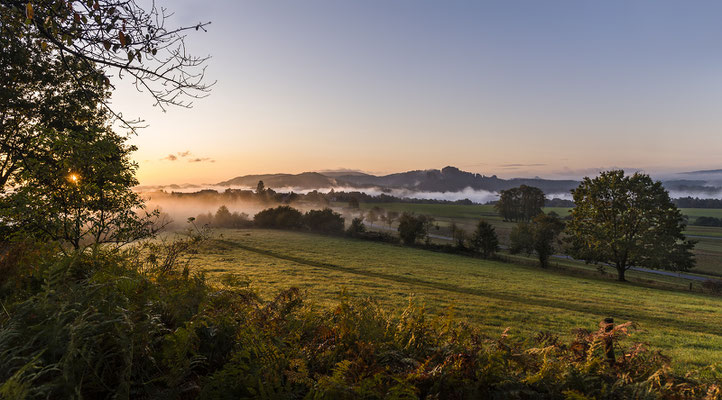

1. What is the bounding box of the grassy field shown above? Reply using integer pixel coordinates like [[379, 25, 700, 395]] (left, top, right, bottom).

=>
[[353, 202, 722, 276], [195, 228, 722, 371]]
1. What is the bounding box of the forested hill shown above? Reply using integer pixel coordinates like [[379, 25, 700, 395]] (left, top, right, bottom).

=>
[[215, 166, 722, 197], [218, 166, 580, 194]]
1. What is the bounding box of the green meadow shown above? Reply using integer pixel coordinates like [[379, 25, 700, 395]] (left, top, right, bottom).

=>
[[194, 228, 722, 372], [354, 202, 722, 275]]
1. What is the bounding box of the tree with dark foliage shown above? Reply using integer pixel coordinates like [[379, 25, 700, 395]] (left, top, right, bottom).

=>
[[470, 219, 499, 257], [304, 208, 345, 234], [396, 213, 427, 245], [530, 213, 565, 268], [253, 206, 303, 229], [1, 0, 212, 127], [566, 170, 695, 281], [495, 185, 545, 222]]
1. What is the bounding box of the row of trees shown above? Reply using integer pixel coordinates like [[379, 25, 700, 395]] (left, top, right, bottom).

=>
[[253, 206, 347, 235], [396, 213, 500, 258]]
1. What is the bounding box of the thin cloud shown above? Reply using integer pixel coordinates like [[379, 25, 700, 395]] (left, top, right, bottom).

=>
[[162, 154, 178, 161], [188, 157, 215, 163], [499, 163, 547, 168], [178, 151, 192, 157]]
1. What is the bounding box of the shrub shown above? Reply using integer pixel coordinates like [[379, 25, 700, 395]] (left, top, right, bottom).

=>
[[253, 206, 303, 229], [693, 216, 722, 227], [346, 217, 366, 237], [702, 279, 722, 295]]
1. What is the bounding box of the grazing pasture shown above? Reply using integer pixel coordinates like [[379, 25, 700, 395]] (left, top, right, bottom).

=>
[[352, 202, 722, 276], [195, 229, 722, 371]]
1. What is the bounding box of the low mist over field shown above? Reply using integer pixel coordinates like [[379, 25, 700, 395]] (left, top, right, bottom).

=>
[[135, 166, 722, 219]]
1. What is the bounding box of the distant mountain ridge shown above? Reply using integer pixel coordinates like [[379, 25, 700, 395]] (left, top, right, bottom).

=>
[[217, 172, 338, 189], [217, 166, 581, 195]]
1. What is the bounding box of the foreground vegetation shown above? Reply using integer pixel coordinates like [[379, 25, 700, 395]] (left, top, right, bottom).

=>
[[194, 229, 722, 372], [1, 235, 721, 399]]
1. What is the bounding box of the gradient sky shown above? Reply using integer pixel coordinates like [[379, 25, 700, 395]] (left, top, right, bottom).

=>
[[113, 0, 722, 185]]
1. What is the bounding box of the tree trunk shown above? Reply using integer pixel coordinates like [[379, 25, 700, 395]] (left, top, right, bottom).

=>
[[616, 263, 626, 282]]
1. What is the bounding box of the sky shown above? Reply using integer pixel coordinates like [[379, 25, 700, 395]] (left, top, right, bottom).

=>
[[113, 0, 722, 185]]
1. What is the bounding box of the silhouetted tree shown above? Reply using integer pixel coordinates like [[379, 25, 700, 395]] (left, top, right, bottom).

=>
[[253, 206, 303, 229], [397, 213, 429, 245], [346, 217, 366, 237], [0, 122, 156, 250], [566, 170, 696, 281], [530, 213, 565, 268], [1, 0, 212, 127], [365, 206, 382, 226], [495, 185, 545, 222], [348, 197, 360, 209], [384, 210, 400, 228], [304, 208, 345, 234], [470, 220, 499, 257], [213, 205, 251, 228], [450, 223, 467, 249]]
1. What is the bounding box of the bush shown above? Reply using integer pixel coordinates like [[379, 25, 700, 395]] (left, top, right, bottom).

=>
[[470, 219, 499, 257], [253, 206, 303, 229], [304, 208, 345, 234], [702, 279, 722, 295], [693, 216, 722, 227], [346, 217, 366, 237]]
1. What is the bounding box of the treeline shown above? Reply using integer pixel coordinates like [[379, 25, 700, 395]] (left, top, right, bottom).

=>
[[691, 216, 722, 227], [199, 204, 502, 258], [673, 196, 722, 209], [162, 184, 479, 206]]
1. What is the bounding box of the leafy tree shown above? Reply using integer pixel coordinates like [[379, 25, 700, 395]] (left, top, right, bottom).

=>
[[470, 220, 499, 257], [450, 223, 467, 249], [1, 0, 212, 248], [365, 206, 382, 226], [397, 213, 429, 245], [0, 29, 110, 192], [509, 214, 564, 268], [530, 213, 565, 268], [1, 0, 212, 122], [213, 205, 251, 228], [509, 222, 534, 255], [495, 185, 545, 222], [304, 208, 345, 234], [383, 210, 399, 228], [0, 121, 156, 250], [253, 206, 303, 229], [566, 170, 695, 281]]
